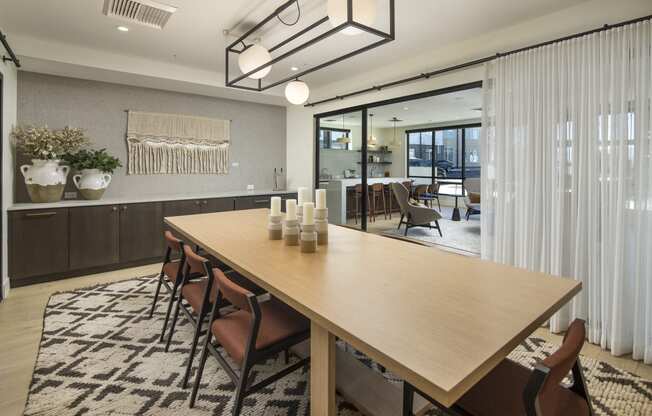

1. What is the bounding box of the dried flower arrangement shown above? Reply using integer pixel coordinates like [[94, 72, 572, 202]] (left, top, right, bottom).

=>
[[12, 125, 90, 160]]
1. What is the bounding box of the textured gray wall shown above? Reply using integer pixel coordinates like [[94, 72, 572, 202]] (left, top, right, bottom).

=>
[[16, 72, 286, 202]]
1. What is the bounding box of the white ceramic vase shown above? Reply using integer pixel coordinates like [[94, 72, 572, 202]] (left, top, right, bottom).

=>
[[20, 159, 70, 203], [73, 169, 112, 200]]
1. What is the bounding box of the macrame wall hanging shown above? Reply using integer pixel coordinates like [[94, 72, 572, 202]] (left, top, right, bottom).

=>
[[126, 111, 230, 175]]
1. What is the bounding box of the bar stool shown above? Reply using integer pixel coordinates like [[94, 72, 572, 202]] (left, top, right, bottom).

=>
[[370, 183, 387, 221], [354, 183, 372, 223], [402, 180, 413, 198], [384, 184, 394, 219]]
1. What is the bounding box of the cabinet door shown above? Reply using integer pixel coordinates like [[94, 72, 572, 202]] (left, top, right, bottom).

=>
[[119, 203, 164, 263], [163, 199, 202, 218], [201, 198, 234, 213], [235, 195, 272, 210], [69, 206, 120, 270], [9, 209, 69, 280]]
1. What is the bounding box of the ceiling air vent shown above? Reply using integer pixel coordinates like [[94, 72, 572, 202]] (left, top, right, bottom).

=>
[[102, 0, 177, 30]]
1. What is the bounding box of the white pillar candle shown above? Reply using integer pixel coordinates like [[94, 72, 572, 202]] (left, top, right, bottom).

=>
[[286, 199, 297, 220], [297, 187, 307, 206], [270, 196, 281, 216], [302, 187, 312, 204], [315, 189, 327, 209], [303, 202, 315, 225]]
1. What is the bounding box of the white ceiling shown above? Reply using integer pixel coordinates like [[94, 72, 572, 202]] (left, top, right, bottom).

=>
[[0, 0, 588, 99], [321, 87, 482, 128]]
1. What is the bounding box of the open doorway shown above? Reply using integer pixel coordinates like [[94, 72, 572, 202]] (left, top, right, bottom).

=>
[[315, 82, 482, 255]]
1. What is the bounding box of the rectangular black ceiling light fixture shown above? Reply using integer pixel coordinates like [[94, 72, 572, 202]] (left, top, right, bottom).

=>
[[225, 0, 395, 96]]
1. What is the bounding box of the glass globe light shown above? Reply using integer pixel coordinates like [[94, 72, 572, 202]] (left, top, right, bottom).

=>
[[285, 80, 310, 105], [238, 44, 272, 79]]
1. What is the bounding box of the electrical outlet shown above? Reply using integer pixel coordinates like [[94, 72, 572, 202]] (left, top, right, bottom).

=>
[[64, 191, 78, 199], [247, 184, 255, 191]]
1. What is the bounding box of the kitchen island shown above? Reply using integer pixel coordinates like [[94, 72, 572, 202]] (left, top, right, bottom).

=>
[[326, 177, 409, 224]]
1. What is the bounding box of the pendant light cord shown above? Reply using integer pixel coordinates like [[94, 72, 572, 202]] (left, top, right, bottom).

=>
[[277, 0, 301, 26]]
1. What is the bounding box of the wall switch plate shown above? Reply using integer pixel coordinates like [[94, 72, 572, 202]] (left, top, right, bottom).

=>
[[232, 162, 240, 167], [64, 191, 78, 199], [247, 184, 255, 191]]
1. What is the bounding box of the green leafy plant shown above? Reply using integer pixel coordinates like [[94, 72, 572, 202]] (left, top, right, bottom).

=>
[[12, 125, 90, 160], [62, 148, 122, 174]]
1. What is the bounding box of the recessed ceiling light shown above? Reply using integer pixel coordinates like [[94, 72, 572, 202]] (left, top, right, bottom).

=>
[[291, 66, 299, 71], [403, 107, 409, 110], [116, 26, 129, 32]]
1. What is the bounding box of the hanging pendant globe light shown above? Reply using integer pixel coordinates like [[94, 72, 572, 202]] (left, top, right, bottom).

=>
[[327, 0, 377, 36], [285, 80, 310, 105], [238, 44, 272, 79]]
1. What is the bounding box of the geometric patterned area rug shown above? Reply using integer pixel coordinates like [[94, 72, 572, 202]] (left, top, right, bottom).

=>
[[25, 277, 652, 416]]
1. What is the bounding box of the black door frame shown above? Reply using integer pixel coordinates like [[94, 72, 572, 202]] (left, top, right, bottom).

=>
[[313, 80, 482, 231], [0, 71, 4, 301]]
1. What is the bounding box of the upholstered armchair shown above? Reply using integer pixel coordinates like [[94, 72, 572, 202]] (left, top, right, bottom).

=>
[[464, 178, 481, 220], [391, 182, 442, 237]]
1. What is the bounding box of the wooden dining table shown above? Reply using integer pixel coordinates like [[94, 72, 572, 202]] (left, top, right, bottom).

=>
[[165, 209, 581, 415]]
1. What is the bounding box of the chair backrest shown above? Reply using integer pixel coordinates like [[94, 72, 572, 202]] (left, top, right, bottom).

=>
[[414, 184, 428, 197], [464, 178, 481, 194], [182, 244, 210, 275], [164, 231, 183, 253], [391, 182, 410, 214], [540, 319, 585, 395], [371, 183, 384, 192], [214, 269, 253, 312]]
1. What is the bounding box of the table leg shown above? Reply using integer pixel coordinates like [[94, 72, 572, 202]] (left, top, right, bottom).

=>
[[452, 197, 461, 221], [311, 321, 336, 416]]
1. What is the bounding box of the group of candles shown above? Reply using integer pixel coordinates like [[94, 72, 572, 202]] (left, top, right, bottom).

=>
[[268, 187, 328, 252], [269, 188, 327, 225]]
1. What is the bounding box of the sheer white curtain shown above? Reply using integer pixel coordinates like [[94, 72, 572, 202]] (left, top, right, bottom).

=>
[[481, 21, 652, 363]]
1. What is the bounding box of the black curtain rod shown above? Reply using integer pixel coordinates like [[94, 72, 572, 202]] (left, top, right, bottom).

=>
[[0, 31, 21, 68], [305, 14, 652, 107]]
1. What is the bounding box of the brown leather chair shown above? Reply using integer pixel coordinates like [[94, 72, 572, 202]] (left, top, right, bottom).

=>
[[149, 231, 203, 342], [189, 270, 310, 416], [354, 183, 372, 223], [164, 245, 216, 388], [403, 319, 594, 416]]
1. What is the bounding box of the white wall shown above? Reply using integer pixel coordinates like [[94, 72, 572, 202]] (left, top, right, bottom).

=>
[[286, 0, 652, 191], [1, 31, 18, 299]]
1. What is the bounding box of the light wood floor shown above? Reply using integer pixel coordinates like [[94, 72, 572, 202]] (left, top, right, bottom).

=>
[[0, 263, 650, 415]]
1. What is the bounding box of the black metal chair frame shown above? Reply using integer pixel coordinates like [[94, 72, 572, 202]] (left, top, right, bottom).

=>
[[465, 206, 480, 220], [189, 271, 310, 416], [402, 358, 594, 416], [149, 238, 189, 342], [397, 212, 443, 237], [165, 254, 218, 389]]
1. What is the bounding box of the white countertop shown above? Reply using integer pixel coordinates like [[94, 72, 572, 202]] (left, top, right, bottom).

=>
[[8, 189, 296, 211], [327, 177, 409, 186]]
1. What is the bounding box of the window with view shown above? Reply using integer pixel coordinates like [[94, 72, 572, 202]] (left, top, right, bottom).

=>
[[319, 128, 351, 150], [407, 124, 481, 180]]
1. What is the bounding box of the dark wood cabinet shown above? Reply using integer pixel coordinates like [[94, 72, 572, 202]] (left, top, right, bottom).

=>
[[9, 209, 69, 280], [163, 199, 202, 218], [9, 191, 296, 287], [69, 205, 120, 270], [201, 198, 234, 213], [119, 203, 164, 263], [235, 195, 272, 210]]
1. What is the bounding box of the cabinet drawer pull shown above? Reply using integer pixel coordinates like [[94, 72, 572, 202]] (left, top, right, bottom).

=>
[[254, 199, 269, 204], [121, 206, 128, 211], [25, 211, 57, 218]]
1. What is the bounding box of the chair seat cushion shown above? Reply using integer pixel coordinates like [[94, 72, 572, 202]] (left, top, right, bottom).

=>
[[457, 359, 589, 416], [466, 202, 481, 210], [181, 278, 218, 314], [468, 192, 481, 203], [211, 298, 309, 365]]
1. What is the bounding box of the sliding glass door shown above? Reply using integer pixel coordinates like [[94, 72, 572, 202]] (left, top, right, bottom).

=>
[[316, 110, 367, 231]]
